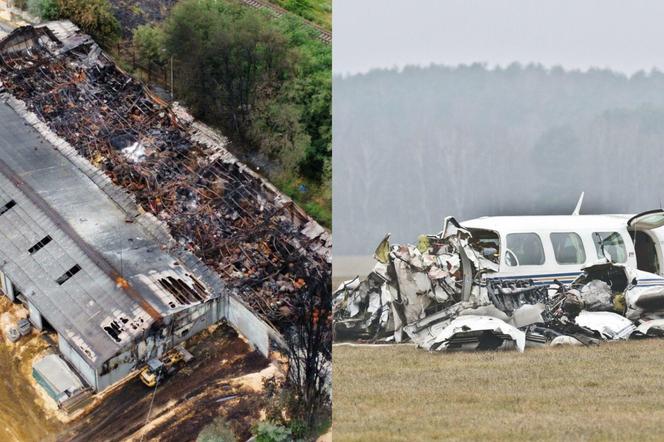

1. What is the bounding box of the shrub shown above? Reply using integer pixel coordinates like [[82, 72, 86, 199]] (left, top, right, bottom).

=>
[[27, 0, 60, 20], [133, 24, 165, 66], [56, 0, 121, 47], [254, 421, 292, 442]]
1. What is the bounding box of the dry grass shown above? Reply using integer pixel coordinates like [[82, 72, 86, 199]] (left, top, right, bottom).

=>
[[333, 340, 664, 441]]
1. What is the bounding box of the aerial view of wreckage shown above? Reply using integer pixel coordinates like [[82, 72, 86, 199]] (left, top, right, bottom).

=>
[[334, 200, 664, 352], [0, 19, 330, 420]]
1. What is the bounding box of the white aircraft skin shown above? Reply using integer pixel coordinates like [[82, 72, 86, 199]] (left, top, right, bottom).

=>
[[460, 207, 664, 286]]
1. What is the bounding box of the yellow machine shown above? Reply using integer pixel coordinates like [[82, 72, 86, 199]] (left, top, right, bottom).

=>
[[139, 350, 185, 388]]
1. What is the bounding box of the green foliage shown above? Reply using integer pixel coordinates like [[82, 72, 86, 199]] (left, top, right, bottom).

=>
[[132, 24, 165, 66], [276, 173, 330, 228], [27, 0, 59, 19], [304, 200, 330, 227], [274, 15, 331, 182], [164, 0, 293, 132], [196, 417, 236, 442], [56, 0, 121, 47], [249, 101, 309, 170], [253, 421, 292, 442], [272, 0, 331, 30], [261, 362, 330, 441], [287, 419, 307, 439], [284, 0, 313, 17]]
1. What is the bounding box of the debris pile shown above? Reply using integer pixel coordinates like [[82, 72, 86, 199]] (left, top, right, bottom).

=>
[[0, 24, 330, 328], [334, 217, 664, 352]]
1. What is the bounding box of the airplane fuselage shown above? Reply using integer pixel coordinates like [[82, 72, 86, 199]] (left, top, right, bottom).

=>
[[461, 211, 664, 285]]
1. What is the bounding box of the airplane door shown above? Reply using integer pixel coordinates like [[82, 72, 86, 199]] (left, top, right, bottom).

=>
[[627, 209, 664, 230], [628, 209, 664, 275]]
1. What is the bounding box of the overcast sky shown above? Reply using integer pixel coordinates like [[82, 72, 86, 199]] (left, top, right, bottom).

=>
[[333, 0, 664, 76]]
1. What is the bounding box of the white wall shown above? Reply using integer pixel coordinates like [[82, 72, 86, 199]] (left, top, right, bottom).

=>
[[58, 335, 97, 390]]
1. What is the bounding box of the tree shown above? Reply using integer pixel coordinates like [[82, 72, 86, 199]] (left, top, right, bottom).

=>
[[133, 24, 165, 66], [164, 0, 294, 135], [283, 261, 332, 432], [277, 15, 331, 182]]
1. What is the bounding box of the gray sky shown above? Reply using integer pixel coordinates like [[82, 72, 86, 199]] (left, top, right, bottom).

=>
[[333, 0, 664, 76]]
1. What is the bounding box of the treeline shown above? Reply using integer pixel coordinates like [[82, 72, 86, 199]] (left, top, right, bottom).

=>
[[334, 63, 664, 254]]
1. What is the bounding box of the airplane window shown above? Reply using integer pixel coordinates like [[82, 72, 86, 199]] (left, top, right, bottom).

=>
[[505, 233, 545, 266], [550, 232, 586, 264], [592, 231, 627, 263]]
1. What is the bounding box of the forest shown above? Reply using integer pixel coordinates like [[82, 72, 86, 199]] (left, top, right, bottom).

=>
[[334, 63, 664, 254]]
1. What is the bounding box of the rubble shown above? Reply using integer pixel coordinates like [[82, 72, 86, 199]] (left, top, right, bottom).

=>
[[334, 216, 664, 353], [633, 319, 664, 337], [0, 23, 331, 330], [419, 315, 525, 352], [573, 311, 635, 340]]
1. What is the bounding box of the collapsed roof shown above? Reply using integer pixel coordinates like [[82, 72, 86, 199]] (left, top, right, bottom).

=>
[[0, 21, 330, 347], [0, 99, 220, 366]]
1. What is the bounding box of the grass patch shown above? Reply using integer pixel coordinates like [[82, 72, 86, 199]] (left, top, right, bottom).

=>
[[275, 175, 330, 227], [269, 0, 331, 30], [334, 340, 664, 441]]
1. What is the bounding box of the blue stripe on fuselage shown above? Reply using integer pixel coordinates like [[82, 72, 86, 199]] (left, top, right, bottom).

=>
[[486, 272, 664, 286], [486, 272, 581, 285]]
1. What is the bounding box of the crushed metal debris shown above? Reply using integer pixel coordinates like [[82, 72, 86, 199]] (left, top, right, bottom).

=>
[[334, 217, 664, 352]]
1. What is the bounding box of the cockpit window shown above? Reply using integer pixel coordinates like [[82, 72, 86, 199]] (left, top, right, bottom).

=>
[[505, 233, 545, 266], [550, 232, 586, 264], [593, 231, 627, 263]]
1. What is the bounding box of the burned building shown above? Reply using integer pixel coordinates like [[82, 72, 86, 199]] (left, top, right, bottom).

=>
[[0, 22, 329, 393]]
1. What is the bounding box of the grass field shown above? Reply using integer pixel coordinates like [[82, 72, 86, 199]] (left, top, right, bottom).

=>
[[334, 340, 664, 441]]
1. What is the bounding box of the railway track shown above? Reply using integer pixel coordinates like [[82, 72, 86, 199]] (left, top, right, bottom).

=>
[[238, 0, 331, 44]]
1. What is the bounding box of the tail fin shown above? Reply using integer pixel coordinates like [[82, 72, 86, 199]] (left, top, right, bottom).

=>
[[572, 192, 584, 216]]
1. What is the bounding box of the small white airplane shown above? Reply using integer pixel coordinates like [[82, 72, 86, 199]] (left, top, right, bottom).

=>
[[460, 193, 664, 285]]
